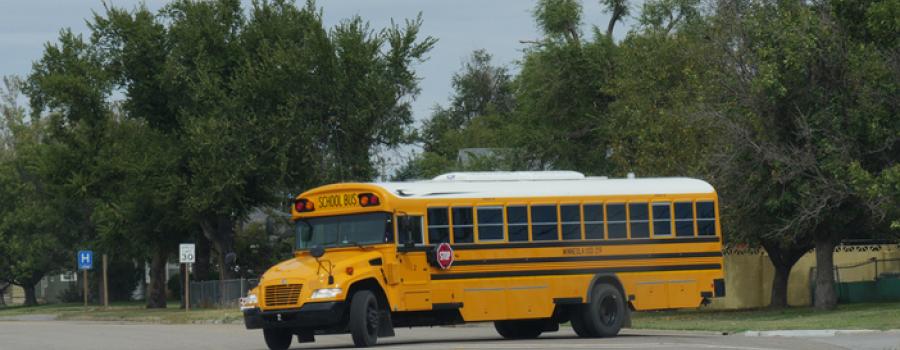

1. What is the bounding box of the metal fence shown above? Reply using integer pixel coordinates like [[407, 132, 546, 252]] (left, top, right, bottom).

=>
[[189, 278, 258, 308], [810, 257, 900, 304]]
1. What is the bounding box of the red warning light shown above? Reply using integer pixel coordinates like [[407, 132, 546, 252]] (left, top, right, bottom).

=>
[[358, 193, 380, 207]]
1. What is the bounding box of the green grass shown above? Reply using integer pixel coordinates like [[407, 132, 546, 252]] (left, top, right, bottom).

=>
[[4, 301, 899, 331], [0, 302, 242, 324], [631, 302, 900, 332]]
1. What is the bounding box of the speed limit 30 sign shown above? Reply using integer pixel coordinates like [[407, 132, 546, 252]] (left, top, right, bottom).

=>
[[180, 244, 196, 263]]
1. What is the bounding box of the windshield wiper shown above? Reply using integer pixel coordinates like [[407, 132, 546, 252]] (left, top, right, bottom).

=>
[[341, 240, 366, 249]]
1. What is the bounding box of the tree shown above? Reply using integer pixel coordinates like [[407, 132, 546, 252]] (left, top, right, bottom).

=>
[[604, 0, 712, 177], [89, 0, 436, 292], [513, 0, 619, 174], [398, 49, 517, 179], [704, 0, 898, 309], [0, 76, 74, 306]]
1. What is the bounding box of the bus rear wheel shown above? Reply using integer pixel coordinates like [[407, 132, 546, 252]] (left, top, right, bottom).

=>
[[349, 290, 380, 347], [569, 306, 596, 337], [494, 319, 543, 339], [582, 283, 625, 337], [263, 328, 293, 350]]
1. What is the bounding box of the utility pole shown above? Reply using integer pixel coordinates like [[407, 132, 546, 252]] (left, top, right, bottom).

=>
[[102, 254, 109, 308]]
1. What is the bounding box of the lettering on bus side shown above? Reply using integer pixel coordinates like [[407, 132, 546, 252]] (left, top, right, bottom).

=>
[[562, 247, 602, 255]]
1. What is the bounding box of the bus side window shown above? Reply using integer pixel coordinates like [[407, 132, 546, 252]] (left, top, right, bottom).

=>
[[561, 204, 581, 240], [531, 205, 559, 241], [584, 203, 604, 239], [607, 203, 627, 239], [697, 201, 716, 236], [507, 206, 528, 242], [477, 207, 504, 241], [629, 203, 650, 239], [427, 208, 450, 244], [452, 207, 475, 243], [398, 215, 423, 246], [652, 202, 672, 237], [674, 202, 695, 236]]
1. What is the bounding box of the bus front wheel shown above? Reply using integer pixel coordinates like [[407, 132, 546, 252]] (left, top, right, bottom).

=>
[[349, 290, 380, 347], [263, 328, 293, 350], [582, 283, 625, 337]]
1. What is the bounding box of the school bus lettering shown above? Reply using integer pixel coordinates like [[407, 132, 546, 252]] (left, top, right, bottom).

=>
[[316, 192, 359, 210]]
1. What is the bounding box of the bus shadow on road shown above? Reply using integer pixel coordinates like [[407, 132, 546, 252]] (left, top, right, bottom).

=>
[[294, 333, 649, 350]]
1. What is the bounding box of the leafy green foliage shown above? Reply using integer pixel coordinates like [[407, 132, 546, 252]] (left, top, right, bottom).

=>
[[8, 0, 435, 307], [0, 77, 75, 306], [534, 0, 583, 42], [399, 50, 517, 179], [513, 30, 617, 173]]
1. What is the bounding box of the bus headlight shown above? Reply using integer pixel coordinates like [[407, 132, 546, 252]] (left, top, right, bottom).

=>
[[240, 293, 258, 310], [310, 288, 342, 299]]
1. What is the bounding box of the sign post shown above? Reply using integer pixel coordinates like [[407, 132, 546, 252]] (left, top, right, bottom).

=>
[[102, 254, 108, 308], [179, 244, 195, 311], [77, 250, 93, 307]]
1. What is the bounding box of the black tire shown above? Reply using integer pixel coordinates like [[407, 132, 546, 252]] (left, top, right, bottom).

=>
[[582, 284, 625, 337], [263, 328, 293, 350], [494, 320, 543, 339], [569, 305, 596, 337], [349, 290, 379, 347]]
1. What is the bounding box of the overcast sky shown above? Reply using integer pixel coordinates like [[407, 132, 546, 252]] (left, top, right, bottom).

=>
[[0, 0, 631, 123]]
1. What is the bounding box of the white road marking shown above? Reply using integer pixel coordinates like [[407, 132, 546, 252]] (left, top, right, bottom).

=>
[[398, 343, 785, 350]]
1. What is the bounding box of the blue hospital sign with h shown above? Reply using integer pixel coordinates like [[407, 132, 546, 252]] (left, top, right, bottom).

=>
[[78, 250, 93, 270]]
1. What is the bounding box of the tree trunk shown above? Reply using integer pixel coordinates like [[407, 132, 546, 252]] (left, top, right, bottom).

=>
[[770, 265, 791, 308], [23, 284, 38, 306], [761, 241, 809, 308], [194, 234, 211, 281], [606, 2, 625, 38], [200, 214, 236, 281], [179, 263, 187, 309], [814, 237, 838, 310], [146, 247, 168, 309], [200, 214, 236, 306], [0, 283, 7, 306]]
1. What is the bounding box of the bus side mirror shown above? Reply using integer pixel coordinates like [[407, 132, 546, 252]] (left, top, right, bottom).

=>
[[310, 245, 325, 258]]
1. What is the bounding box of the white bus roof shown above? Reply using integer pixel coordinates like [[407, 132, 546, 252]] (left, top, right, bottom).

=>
[[372, 172, 715, 199]]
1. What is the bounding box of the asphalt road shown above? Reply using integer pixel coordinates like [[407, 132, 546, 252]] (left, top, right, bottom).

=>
[[0, 320, 897, 350]]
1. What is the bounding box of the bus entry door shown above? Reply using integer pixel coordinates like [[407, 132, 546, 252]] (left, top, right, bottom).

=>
[[396, 215, 432, 310]]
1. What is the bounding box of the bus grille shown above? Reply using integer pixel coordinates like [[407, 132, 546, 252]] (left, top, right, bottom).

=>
[[265, 284, 302, 307]]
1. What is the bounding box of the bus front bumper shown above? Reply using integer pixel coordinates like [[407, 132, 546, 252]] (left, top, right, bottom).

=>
[[243, 302, 345, 330]]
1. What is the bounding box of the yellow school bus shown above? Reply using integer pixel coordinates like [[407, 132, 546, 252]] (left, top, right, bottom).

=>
[[241, 171, 725, 349]]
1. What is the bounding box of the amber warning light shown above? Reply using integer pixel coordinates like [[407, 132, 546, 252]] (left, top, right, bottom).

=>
[[294, 198, 315, 213], [358, 193, 380, 207]]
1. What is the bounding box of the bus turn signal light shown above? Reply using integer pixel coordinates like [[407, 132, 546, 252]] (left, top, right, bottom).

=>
[[358, 193, 380, 207], [294, 199, 315, 213]]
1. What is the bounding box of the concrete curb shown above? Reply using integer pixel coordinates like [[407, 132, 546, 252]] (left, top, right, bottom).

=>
[[0, 314, 58, 322], [742, 329, 888, 337]]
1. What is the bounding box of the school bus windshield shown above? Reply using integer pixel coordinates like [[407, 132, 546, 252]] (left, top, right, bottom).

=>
[[294, 212, 394, 249]]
